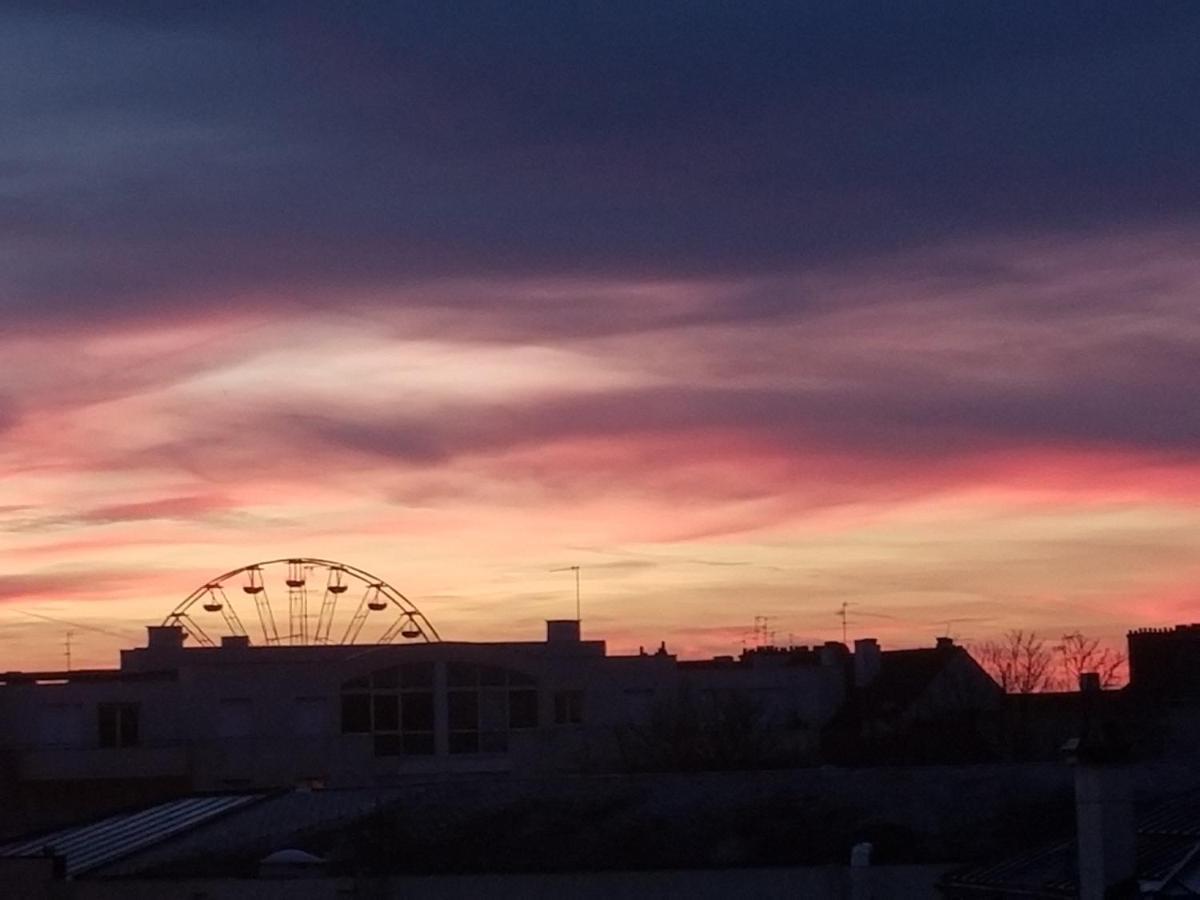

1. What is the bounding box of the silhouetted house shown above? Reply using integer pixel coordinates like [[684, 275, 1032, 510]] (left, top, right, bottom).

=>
[[825, 637, 1004, 764], [1128, 625, 1200, 701], [981, 625, 1200, 765]]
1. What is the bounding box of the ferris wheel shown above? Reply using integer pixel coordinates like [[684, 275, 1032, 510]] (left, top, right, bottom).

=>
[[163, 558, 440, 647]]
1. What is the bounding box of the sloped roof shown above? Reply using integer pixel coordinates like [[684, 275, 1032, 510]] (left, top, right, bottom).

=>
[[859, 646, 971, 714], [0, 793, 266, 877], [944, 790, 1200, 896]]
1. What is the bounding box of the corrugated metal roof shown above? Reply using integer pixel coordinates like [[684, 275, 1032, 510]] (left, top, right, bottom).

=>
[[99, 786, 408, 876], [0, 793, 266, 876]]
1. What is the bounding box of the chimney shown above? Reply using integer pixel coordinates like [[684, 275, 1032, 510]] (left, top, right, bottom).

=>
[[936, 636, 955, 651], [1063, 685, 1135, 900], [853, 638, 882, 687], [146, 625, 185, 651], [819, 640, 848, 668], [221, 635, 251, 651], [546, 620, 581, 644]]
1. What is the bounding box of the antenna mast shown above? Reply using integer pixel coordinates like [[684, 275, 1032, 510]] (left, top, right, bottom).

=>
[[551, 565, 582, 621], [837, 602, 853, 645]]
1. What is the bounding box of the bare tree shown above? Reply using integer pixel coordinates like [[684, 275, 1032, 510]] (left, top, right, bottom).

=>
[[1055, 631, 1126, 689], [976, 630, 1058, 693]]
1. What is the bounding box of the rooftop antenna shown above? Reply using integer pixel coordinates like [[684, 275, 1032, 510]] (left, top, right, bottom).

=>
[[837, 602, 853, 644], [551, 565, 581, 620], [64, 630, 73, 671]]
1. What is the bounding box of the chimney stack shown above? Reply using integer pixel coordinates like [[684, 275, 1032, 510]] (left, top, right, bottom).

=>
[[146, 625, 185, 651], [1063, 686, 1135, 900], [853, 638, 882, 687], [546, 620, 581, 644]]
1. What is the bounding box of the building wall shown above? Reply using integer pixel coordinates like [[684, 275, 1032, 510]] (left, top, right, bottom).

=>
[[3, 627, 852, 791]]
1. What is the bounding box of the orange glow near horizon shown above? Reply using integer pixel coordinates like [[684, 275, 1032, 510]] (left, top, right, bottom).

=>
[[3, 237, 1199, 670]]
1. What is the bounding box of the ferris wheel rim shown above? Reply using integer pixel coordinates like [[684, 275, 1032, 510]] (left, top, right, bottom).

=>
[[164, 557, 441, 644]]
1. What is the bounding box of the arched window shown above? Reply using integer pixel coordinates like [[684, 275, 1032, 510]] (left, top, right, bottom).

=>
[[341, 662, 434, 757]]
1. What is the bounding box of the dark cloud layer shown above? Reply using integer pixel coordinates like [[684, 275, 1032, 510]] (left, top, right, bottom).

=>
[[3, 3, 1200, 327]]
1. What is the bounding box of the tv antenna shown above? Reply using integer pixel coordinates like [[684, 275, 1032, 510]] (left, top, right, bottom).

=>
[[836, 603, 901, 644], [837, 602, 852, 644], [551, 565, 581, 620]]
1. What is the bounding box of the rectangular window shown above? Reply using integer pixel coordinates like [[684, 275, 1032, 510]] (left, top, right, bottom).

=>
[[480, 730, 508, 753], [341, 694, 371, 733], [448, 731, 478, 754], [553, 690, 584, 725], [97, 703, 139, 748], [448, 691, 478, 730], [509, 690, 538, 729], [372, 695, 399, 732], [403, 732, 435, 755], [401, 692, 434, 731], [479, 688, 508, 730], [373, 733, 401, 757]]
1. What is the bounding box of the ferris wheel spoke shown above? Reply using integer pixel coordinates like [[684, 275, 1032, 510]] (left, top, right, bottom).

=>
[[173, 612, 216, 647], [241, 565, 279, 645], [212, 587, 248, 638], [314, 566, 347, 644], [342, 590, 370, 644]]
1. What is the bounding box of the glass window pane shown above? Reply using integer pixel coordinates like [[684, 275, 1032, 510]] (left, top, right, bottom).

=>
[[479, 689, 507, 730], [554, 691, 584, 725], [374, 733, 401, 757], [373, 695, 399, 731], [120, 706, 139, 746], [449, 731, 478, 754], [447, 663, 477, 687], [402, 732, 435, 756], [341, 694, 371, 733], [98, 705, 118, 747], [509, 690, 538, 729], [401, 692, 434, 731], [479, 731, 508, 753], [508, 669, 536, 686], [448, 691, 478, 730]]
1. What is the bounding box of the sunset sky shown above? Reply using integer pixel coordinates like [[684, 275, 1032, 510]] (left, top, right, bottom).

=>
[[3, 4, 1200, 669]]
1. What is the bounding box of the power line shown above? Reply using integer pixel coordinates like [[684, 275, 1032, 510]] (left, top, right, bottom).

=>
[[9, 609, 137, 641]]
